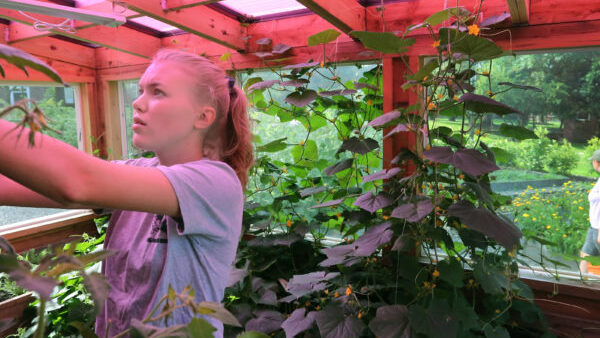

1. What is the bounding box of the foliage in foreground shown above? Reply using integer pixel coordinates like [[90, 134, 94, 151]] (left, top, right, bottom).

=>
[[226, 6, 557, 338]]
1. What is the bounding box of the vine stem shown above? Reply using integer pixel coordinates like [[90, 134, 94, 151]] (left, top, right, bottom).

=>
[[34, 298, 46, 338]]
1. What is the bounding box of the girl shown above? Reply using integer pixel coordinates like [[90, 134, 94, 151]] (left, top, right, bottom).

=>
[[0, 49, 253, 337]]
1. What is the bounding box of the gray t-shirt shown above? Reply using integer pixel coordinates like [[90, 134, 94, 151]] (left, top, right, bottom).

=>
[[95, 157, 243, 337]]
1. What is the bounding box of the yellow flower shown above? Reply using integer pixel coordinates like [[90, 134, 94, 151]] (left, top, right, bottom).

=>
[[532, 217, 536, 221], [346, 286, 352, 296], [546, 225, 551, 229], [357, 311, 363, 319], [579, 206, 584, 210], [432, 40, 441, 48], [432, 270, 440, 278], [382, 215, 389, 220], [453, 94, 459, 101], [523, 213, 530, 217], [482, 71, 489, 76], [427, 101, 437, 110], [563, 234, 567, 238], [468, 24, 480, 36], [475, 129, 481, 135], [286, 219, 292, 227], [299, 140, 305, 146], [334, 291, 339, 298]]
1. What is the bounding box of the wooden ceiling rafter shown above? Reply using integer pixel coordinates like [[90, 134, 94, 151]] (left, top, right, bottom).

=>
[[507, 0, 529, 24], [161, 0, 224, 13], [111, 0, 245, 51], [295, 0, 373, 34]]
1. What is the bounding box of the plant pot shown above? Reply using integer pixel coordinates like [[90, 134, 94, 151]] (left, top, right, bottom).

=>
[[0, 292, 34, 336]]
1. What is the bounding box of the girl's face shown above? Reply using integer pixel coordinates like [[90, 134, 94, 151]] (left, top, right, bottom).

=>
[[132, 61, 210, 156]]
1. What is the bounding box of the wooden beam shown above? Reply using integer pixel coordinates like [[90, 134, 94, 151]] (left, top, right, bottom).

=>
[[296, 0, 368, 33], [529, 0, 600, 25], [112, 0, 245, 51], [0, 57, 95, 83], [10, 35, 96, 69], [507, 0, 529, 24], [4, 18, 159, 59], [161, 0, 223, 12]]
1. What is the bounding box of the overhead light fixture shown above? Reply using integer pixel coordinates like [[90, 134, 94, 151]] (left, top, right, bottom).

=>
[[0, 0, 126, 27]]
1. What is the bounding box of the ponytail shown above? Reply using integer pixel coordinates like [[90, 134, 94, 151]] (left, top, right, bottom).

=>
[[222, 85, 254, 190]]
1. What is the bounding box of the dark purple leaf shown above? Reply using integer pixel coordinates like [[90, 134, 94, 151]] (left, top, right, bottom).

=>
[[340, 137, 379, 155], [282, 272, 339, 300], [447, 200, 522, 250], [281, 79, 309, 87], [285, 90, 317, 107], [315, 304, 365, 338], [0, 236, 16, 256], [481, 12, 511, 27], [391, 235, 412, 252], [247, 233, 303, 247], [272, 43, 292, 54], [227, 265, 248, 287], [248, 80, 280, 93], [362, 168, 402, 183], [353, 191, 392, 213], [10, 269, 56, 301], [283, 61, 320, 69], [320, 89, 357, 96], [391, 199, 433, 222], [368, 305, 410, 338], [325, 158, 354, 176], [83, 272, 110, 309], [258, 289, 278, 306], [254, 52, 273, 59], [498, 82, 542, 92], [458, 92, 523, 116], [256, 38, 272, 46], [383, 124, 410, 138], [245, 310, 284, 334], [282, 308, 317, 338], [423, 146, 499, 177], [367, 110, 402, 127], [310, 198, 345, 209], [300, 186, 328, 197], [320, 222, 393, 267], [354, 81, 379, 91]]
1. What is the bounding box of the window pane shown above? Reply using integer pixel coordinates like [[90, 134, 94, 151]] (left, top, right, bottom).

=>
[[0, 85, 80, 227], [121, 80, 139, 158]]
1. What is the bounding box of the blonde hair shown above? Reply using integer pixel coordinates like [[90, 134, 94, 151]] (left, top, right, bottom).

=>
[[152, 49, 254, 189]]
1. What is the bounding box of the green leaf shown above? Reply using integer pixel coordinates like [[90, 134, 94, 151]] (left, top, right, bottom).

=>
[[484, 326, 510, 338], [438, 259, 464, 287], [498, 124, 538, 141], [243, 77, 263, 93], [308, 29, 341, 46], [256, 137, 288, 153], [0, 44, 64, 84], [291, 139, 319, 167], [438, 28, 503, 61], [220, 52, 231, 61], [350, 31, 416, 54], [473, 262, 506, 295], [489, 147, 511, 164], [237, 332, 270, 338], [425, 7, 471, 26], [69, 321, 98, 338], [196, 302, 242, 327], [409, 59, 439, 81], [187, 317, 217, 338]]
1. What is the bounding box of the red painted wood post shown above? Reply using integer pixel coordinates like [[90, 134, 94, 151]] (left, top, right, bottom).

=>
[[382, 55, 421, 174]]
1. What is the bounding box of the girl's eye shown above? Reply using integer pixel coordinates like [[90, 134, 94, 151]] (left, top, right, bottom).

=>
[[153, 89, 165, 96]]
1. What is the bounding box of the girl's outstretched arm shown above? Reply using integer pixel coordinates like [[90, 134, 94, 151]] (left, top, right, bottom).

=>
[[0, 120, 180, 217]]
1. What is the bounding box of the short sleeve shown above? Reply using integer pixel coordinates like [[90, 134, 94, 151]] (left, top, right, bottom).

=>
[[156, 160, 243, 239]]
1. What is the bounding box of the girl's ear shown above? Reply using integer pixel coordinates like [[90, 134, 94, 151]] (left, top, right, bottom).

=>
[[194, 105, 216, 129]]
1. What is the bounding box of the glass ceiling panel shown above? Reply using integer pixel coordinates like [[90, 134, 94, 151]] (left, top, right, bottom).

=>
[[219, 0, 307, 17], [128, 16, 179, 32]]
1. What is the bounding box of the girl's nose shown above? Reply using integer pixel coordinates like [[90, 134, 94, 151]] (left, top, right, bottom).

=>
[[132, 95, 145, 113]]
